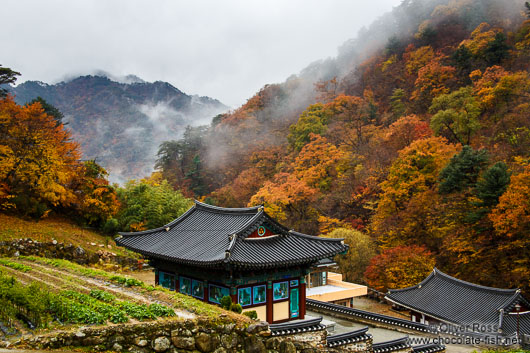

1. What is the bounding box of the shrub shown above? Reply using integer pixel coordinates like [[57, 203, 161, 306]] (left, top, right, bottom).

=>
[[220, 295, 232, 310], [230, 303, 242, 314], [243, 310, 258, 320]]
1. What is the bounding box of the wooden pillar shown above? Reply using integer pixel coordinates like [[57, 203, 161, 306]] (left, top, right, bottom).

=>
[[204, 281, 209, 303], [300, 276, 306, 320], [266, 280, 273, 323], [154, 269, 159, 286], [230, 286, 237, 304]]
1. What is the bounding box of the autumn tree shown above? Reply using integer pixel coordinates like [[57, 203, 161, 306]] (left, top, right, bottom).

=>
[[490, 164, 530, 239], [328, 95, 373, 151], [72, 160, 120, 228], [371, 137, 458, 249], [0, 97, 80, 217], [326, 228, 375, 284], [486, 164, 530, 292], [28, 97, 65, 126], [364, 245, 435, 292], [293, 134, 345, 191], [249, 172, 318, 233], [429, 86, 481, 145]]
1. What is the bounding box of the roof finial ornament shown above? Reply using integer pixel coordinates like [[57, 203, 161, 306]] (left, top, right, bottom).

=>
[[259, 205, 265, 211], [165, 227, 170, 232]]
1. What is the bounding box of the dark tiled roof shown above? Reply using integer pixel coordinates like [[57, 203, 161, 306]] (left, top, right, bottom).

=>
[[116, 201, 347, 269], [501, 311, 530, 335], [386, 268, 529, 330], [327, 327, 372, 348], [412, 343, 446, 353], [372, 337, 411, 353], [269, 317, 326, 336]]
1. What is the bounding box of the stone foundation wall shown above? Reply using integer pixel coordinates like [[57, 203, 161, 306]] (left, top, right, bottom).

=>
[[0, 238, 138, 268], [8, 318, 329, 353], [269, 330, 327, 351]]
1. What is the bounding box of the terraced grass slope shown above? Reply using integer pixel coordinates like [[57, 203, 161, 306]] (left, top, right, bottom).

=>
[[0, 256, 243, 340], [0, 214, 134, 257]]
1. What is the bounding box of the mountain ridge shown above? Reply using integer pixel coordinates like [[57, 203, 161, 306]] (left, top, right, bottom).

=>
[[8, 74, 228, 183]]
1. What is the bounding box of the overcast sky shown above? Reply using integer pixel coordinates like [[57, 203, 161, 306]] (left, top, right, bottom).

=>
[[2, 0, 402, 107]]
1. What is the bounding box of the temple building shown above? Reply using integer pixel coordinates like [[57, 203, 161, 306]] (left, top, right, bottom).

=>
[[385, 268, 530, 337], [116, 201, 348, 323]]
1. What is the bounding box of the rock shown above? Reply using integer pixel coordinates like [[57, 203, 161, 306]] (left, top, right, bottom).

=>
[[222, 323, 235, 334], [52, 239, 58, 245], [301, 349, 319, 353], [112, 342, 123, 351], [265, 337, 281, 350], [221, 333, 239, 349], [195, 332, 217, 352], [75, 331, 86, 338], [83, 336, 105, 346], [279, 341, 296, 353], [75, 246, 86, 256], [152, 336, 171, 352], [243, 336, 266, 353], [246, 321, 269, 334], [128, 346, 147, 353], [213, 348, 227, 353], [171, 336, 195, 349], [134, 338, 148, 347], [13, 251, 19, 257], [259, 330, 271, 337], [112, 335, 125, 343], [90, 242, 97, 246]]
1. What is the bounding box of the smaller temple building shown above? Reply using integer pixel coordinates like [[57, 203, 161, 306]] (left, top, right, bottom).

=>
[[116, 201, 348, 323], [385, 268, 530, 337], [306, 258, 367, 307]]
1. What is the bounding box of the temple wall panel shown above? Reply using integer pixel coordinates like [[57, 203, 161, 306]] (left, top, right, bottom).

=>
[[244, 305, 267, 321], [273, 301, 289, 321]]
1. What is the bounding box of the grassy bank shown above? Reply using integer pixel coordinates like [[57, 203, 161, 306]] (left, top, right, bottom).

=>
[[0, 214, 134, 257]]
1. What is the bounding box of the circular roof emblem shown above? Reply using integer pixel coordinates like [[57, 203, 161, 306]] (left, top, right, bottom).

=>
[[257, 226, 266, 237]]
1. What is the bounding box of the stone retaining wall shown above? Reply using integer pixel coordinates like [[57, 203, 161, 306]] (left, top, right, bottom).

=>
[[0, 238, 138, 268], [6, 317, 329, 353]]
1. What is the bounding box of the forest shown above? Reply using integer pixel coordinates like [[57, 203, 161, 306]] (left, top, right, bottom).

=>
[[1, 0, 530, 295]]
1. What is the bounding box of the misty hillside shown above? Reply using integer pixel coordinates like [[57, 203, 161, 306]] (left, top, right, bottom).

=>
[[9, 75, 227, 183], [154, 0, 530, 293]]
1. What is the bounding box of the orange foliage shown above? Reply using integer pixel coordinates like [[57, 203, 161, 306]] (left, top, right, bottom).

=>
[[0, 96, 80, 214], [364, 245, 435, 292]]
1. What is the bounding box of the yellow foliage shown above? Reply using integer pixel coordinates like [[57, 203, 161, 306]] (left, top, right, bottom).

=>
[[459, 22, 501, 55], [405, 46, 435, 75], [318, 216, 352, 235]]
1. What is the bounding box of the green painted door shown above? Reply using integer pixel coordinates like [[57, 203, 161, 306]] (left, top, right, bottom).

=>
[[290, 287, 299, 318]]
